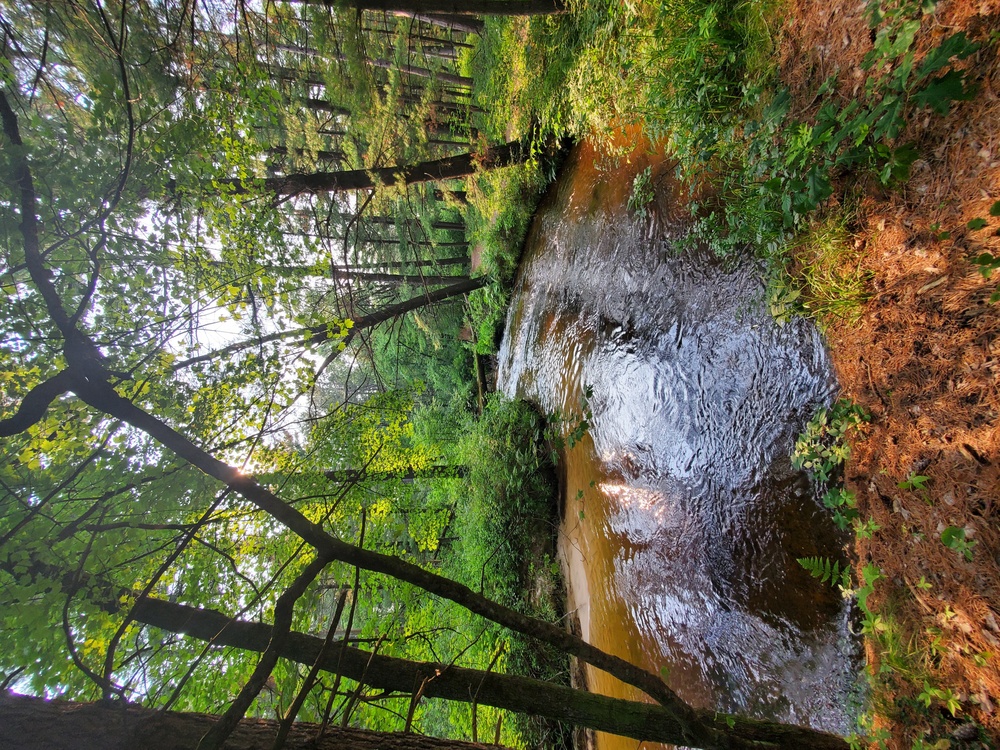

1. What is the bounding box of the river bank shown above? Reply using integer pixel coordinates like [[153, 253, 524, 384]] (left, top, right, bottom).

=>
[[774, 0, 1000, 744]]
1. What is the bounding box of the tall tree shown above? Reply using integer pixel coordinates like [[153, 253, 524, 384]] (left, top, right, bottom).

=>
[[0, 693, 513, 750], [218, 141, 528, 197], [169, 276, 487, 372], [291, 0, 565, 14]]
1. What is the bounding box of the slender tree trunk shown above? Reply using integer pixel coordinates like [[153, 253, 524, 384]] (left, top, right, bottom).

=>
[[268, 145, 346, 164], [360, 241, 469, 251], [225, 141, 526, 196], [272, 57, 472, 89], [421, 45, 459, 61], [201, 260, 466, 286], [392, 11, 484, 35], [363, 25, 474, 49], [365, 217, 465, 231], [292, 0, 562, 14], [170, 276, 486, 371], [332, 270, 470, 285], [372, 254, 468, 266], [320, 464, 468, 483], [0, 693, 510, 750]]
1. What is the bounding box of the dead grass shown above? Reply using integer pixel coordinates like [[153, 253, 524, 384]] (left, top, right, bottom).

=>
[[776, 0, 1000, 744]]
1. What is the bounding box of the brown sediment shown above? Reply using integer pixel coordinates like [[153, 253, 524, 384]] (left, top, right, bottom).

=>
[[776, 0, 1000, 744], [559, 479, 598, 750]]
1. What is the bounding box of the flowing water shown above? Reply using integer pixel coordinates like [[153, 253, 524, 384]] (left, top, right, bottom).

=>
[[497, 136, 859, 748]]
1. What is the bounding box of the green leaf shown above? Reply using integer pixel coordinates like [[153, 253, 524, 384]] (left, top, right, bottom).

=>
[[898, 473, 929, 490], [968, 217, 989, 230], [913, 70, 977, 116], [940, 526, 964, 546]]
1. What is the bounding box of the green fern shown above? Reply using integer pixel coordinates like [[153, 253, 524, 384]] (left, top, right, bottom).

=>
[[798, 556, 851, 589]]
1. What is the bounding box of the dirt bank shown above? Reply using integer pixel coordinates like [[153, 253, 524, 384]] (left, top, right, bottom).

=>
[[779, 0, 1000, 744]]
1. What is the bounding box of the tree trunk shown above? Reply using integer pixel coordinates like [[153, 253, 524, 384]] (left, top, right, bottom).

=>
[[274, 57, 472, 89], [0, 692, 509, 750], [199, 260, 466, 286], [170, 276, 487, 371], [320, 464, 468, 483], [268, 145, 346, 165], [367, 0, 564, 14], [392, 11, 485, 35], [230, 141, 525, 197], [332, 270, 470, 285], [364, 217, 465, 231], [125, 598, 850, 750], [292, 0, 562, 14]]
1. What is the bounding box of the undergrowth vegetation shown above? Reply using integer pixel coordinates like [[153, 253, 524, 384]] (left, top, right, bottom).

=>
[[464, 163, 550, 354], [472, 0, 981, 282], [433, 395, 570, 748]]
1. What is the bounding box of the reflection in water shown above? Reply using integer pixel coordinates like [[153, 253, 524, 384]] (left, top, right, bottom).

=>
[[497, 136, 858, 748]]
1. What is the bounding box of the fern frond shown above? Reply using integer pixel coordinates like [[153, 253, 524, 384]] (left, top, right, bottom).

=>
[[797, 556, 847, 587]]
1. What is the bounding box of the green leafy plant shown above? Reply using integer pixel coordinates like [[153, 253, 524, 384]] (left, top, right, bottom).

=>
[[545, 385, 594, 462], [627, 166, 655, 218], [972, 252, 1000, 276], [854, 517, 881, 540], [822, 486, 860, 530], [793, 399, 869, 483], [798, 556, 852, 589], [940, 525, 976, 561], [856, 563, 885, 618], [918, 681, 962, 716], [898, 472, 929, 491], [679, 3, 978, 259], [958, 200, 1000, 302]]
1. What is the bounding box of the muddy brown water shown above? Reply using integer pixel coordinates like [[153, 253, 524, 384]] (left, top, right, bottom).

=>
[[497, 137, 860, 748]]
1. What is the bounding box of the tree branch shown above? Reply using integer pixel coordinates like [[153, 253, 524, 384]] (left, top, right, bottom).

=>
[[196, 553, 332, 750], [0, 370, 75, 437], [130, 598, 849, 750]]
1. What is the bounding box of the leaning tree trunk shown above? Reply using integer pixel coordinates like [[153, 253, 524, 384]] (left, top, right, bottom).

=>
[[125, 598, 851, 750], [225, 141, 527, 197], [291, 0, 563, 14], [0, 692, 510, 750], [170, 276, 487, 371]]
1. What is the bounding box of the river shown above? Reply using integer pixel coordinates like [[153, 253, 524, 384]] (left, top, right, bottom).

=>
[[496, 135, 860, 748]]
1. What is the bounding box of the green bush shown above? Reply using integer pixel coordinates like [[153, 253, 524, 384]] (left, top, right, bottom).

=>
[[451, 395, 556, 604]]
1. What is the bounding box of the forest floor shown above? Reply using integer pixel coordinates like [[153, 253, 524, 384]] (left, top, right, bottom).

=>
[[776, 0, 1000, 744]]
